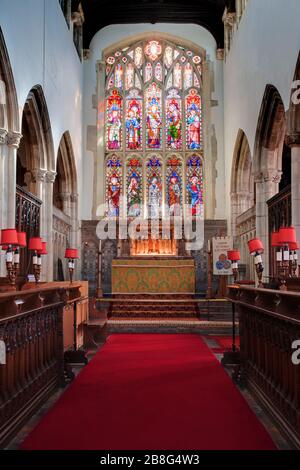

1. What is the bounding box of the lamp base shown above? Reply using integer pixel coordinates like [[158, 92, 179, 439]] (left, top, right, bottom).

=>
[[221, 350, 241, 366], [64, 349, 88, 365]]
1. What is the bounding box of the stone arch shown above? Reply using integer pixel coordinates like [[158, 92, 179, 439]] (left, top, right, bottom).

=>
[[0, 27, 20, 133], [0, 29, 21, 275], [253, 84, 286, 177], [230, 130, 254, 236], [16, 85, 55, 280], [18, 85, 55, 192], [53, 132, 79, 281], [253, 85, 287, 276]]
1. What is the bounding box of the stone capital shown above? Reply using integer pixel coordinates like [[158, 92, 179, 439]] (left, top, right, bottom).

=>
[[216, 48, 224, 61], [263, 170, 282, 183], [7, 131, 22, 148], [285, 133, 300, 148], [70, 192, 79, 204], [31, 169, 48, 183], [223, 10, 236, 27], [46, 170, 57, 183], [0, 128, 8, 145]]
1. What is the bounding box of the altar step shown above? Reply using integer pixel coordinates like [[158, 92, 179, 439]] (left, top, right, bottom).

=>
[[108, 297, 199, 319]]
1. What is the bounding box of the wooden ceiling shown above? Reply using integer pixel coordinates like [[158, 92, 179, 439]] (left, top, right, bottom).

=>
[[73, 0, 233, 49]]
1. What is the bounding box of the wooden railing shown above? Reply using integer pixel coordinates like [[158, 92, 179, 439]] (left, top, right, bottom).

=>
[[0, 283, 84, 448], [15, 185, 42, 278], [227, 285, 300, 448]]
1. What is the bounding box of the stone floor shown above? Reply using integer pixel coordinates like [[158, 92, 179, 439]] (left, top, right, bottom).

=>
[[5, 334, 291, 451]]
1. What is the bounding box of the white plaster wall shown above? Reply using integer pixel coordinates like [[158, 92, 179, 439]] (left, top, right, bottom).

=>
[[82, 23, 225, 220], [0, 0, 83, 213], [224, 0, 300, 226]]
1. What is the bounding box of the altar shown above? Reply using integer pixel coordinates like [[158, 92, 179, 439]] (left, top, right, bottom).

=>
[[112, 257, 195, 294]]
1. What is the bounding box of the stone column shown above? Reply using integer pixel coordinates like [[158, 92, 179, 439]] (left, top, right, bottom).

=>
[[255, 170, 282, 276], [94, 60, 106, 218], [287, 134, 300, 243], [0, 129, 22, 276]]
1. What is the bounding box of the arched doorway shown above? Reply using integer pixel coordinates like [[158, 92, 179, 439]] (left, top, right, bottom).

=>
[[53, 132, 79, 281]]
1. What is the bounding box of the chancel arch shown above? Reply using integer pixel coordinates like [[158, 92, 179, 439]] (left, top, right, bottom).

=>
[[53, 131, 79, 281]]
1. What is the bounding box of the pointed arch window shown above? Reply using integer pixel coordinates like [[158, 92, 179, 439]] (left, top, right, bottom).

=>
[[104, 39, 204, 217]]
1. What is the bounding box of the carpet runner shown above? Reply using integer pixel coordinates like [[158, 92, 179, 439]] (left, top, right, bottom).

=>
[[21, 334, 276, 450]]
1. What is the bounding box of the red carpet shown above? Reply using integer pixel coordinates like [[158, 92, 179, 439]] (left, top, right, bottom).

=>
[[210, 335, 240, 352], [21, 334, 276, 450]]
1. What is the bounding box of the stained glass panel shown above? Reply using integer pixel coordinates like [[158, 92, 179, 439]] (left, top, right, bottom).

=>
[[145, 41, 162, 61], [146, 83, 162, 149], [186, 89, 201, 150], [155, 62, 163, 82], [164, 46, 173, 68], [166, 157, 182, 215], [126, 157, 142, 217], [186, 155, 204, 218], [126, 96, 142, 150], [166, 90, 182, 150], [147, 157, 162, 219], [114, 63, 123, 89], [145, 62, 153, 82], [106, 90, 122, 150], [106, 155, 122, 217], [184, 63, 193, 90], [125, 63, 134, 90], [135, 46, 143, 68], [174, 63, 182, 89]]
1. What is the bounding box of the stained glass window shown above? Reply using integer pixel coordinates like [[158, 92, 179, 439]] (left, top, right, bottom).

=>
[[104, 39, 203, 217]]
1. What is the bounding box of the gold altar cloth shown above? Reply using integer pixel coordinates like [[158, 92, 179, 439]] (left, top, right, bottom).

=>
[[112, 258, 195, 294]]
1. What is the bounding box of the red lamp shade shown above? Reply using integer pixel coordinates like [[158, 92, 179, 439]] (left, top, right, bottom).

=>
[[17, 232, 27, 248], [0, 228, 19, 246], [271, 231, 282, 247], [28, 237, 43, 252], [248, 238, 264, 255], [38, 242, 48, 255], [227, 250, 241, 261], [65, 248, 79, 259], [290, 241, 300, 251], [278, 226, 296, 245]]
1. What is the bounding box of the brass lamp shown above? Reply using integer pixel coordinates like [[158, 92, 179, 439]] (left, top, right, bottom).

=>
[[28, 237, 43, 283], [248, 238, 264, 288], [0, 229, 26, 285]]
